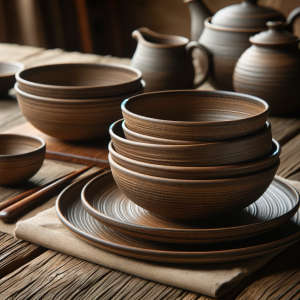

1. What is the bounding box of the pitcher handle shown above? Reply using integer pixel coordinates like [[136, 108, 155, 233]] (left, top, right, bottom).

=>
[[286, 7, 300, 32], [185, 41, 210, 89]]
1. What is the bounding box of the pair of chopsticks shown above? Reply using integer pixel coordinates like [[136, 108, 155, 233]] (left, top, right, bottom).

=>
[[0, 164, 107, 222]]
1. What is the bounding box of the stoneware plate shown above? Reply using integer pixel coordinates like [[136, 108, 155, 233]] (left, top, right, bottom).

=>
[[56, 175, 300, 263], [110, 119, 272, 167], [109, 140, 280, 180], [0, 61, 24, 95], [16, 63, 142, 99], [82, 172, 300, 244], [121, 90, 269, 142]]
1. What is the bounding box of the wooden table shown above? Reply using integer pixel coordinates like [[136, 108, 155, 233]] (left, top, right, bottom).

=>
[[1, 43, 300, 300]]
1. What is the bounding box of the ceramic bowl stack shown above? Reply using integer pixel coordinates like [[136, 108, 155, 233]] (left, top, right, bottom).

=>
[[56, 90, 300, 264], [15, 63, 144, 141]]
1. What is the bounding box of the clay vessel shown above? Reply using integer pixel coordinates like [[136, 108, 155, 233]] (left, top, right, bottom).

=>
[[130, 28, 209, 92], [234, 22, 300, 116], [0, 61, 24, 95], [184, 0, 300, 91], [0, 134, 45, 185]]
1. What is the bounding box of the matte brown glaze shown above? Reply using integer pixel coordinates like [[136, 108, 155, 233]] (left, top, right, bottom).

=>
[[185, 0, 300, 90], [109, 140, 280, 180], [82, 172, 298, 244], [130, 28, 209, 92], [0, 61, 23, 95], [109, 155, 279, 220], [121, 90, 269, 142], [56, 172, 300, 263], [0, 134, 45, 185], [15, 82, 144, 141], [16, 63, 142, 99], [234, 22, 300, 116], [110, 119, 272, 167]]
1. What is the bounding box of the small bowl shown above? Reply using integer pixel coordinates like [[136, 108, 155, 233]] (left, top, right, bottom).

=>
[[16, 63, 142, 99], [0, 134, 45, 185], [15, 83, 144, 141], [110, 119, 272, 167], [109, 155, 279, 220], [121, 90, 269, 142], [109, 139, 280, 180], [0, 61, 24, 95]]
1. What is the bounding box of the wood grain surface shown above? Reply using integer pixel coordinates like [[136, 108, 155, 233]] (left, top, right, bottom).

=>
[[0, 43, 300, 299]]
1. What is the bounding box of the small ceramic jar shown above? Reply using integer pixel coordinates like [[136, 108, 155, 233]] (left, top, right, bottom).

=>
[[233, 21, 300, 116]]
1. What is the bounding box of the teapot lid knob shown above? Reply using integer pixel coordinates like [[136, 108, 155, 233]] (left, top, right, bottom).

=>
[[243, 0, 258, 4], [267, 21, 285, 31]]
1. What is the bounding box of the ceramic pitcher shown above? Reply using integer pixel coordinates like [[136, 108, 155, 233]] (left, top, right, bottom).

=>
[[130, 28, 209, 93]]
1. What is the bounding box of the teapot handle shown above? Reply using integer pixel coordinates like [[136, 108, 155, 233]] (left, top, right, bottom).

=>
[[286, 7, 300, 32], [185, 41, 210, 89]]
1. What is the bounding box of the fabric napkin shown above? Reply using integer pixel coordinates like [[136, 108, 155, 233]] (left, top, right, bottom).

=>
[[13, 178, 300, 298]]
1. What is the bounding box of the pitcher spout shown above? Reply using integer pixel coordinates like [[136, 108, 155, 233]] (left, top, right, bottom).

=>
[[184, 0, 212, 41]]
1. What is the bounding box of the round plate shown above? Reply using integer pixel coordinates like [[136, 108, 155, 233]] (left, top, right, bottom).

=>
[[82, 172, 299, 244], [56, 174, 300, 263]]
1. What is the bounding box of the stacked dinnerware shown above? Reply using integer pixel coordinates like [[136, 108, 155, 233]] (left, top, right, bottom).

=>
[[15, 63, 144, 141], [108, 90, 278, 220]]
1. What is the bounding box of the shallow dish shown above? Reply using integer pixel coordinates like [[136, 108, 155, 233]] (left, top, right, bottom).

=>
[[0, 61, 24, 94], [82, 172, 299, 244], [15, 83, 144, 141], [57, 175, 300, 263], [16, 63, 142, 99], [109, 139, 280, 180], [109, 155, 279, 220], [121, 90, 269, 142], [0, 134, 45, 185], [110, 119, 272, 167]]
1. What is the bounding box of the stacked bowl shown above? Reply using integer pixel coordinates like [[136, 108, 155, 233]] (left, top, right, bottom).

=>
[[108, 90, 280, 221], [15, 63, 144, 141]]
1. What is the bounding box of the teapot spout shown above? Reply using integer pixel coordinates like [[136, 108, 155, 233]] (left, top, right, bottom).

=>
[[184, 0, 212, 41]]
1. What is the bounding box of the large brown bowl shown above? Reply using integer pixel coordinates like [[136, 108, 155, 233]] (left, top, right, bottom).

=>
[[16, 63, 142, 99], [0, 134, 45, 185], [109, 139, 280, 180], [109, 155, 279, 221], [110, 119, 272, 167], [15, 83, 144, 141], [121, 90, 269, 142], [0, 61, 24, 95]]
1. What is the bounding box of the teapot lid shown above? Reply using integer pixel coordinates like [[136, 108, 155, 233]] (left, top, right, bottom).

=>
[[250, 21, 300, 46], [211, 0, 285, 29]]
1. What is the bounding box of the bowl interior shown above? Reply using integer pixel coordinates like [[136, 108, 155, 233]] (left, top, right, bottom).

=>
[[123, 91, 268, 123], [0, 62, 22, 76], [0, 135, 44, 156], [18, 64, 141, 87]]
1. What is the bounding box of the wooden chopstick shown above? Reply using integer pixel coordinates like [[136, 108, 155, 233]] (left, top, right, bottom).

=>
[[0, 164, 107, 222], [0, 171, 75, 211]]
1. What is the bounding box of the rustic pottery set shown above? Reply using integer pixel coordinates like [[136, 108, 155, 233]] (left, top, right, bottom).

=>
[[1, 0, 300, 266]]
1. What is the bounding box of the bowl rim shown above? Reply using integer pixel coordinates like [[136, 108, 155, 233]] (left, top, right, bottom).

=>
[[15, 63, 142, 91], [108, 139, 280, 172], [0, 61, 24, 78], [81, 171, 298, 235], [14, 81, 145, 103], [0, 134, 45, 158], [121, 90, 269, 126], [110, 119, 271, 150]]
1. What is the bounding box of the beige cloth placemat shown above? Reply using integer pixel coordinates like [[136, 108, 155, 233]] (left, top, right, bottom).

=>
[[13, 178, 300, 298]]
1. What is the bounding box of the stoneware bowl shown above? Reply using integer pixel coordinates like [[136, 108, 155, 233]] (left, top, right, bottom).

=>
[[16, 63, 142, 99], [0, 134, 45, 185], [121, 90, 269, 142], [110, 119, 272, 167], [109, 155, 279, 220], [109, 139, 280, 180], [0, 61, 24, 95], [15, 83, 144, 141]]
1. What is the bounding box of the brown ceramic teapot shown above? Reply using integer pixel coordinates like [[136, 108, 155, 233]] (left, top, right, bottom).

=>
[[130, 28, 209, 93], [234, 21, 300, 116], [184, 0, 300, 91]]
